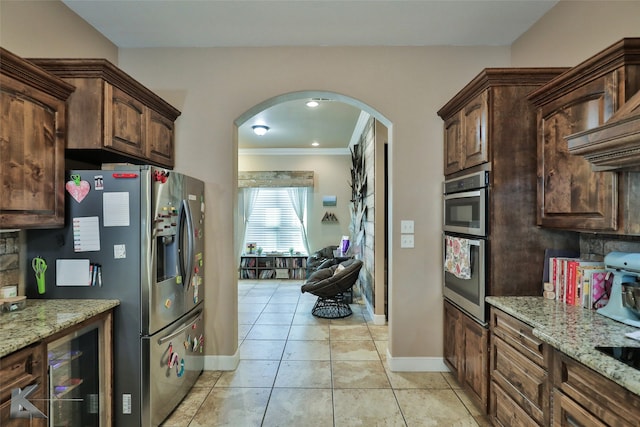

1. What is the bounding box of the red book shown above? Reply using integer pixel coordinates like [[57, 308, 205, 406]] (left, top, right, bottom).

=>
[[566, 260, 579, 305]]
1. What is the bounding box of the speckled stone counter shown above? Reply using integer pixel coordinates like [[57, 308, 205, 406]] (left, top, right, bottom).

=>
[[0, 299, 119, 358], [486, 296, 640, 396]]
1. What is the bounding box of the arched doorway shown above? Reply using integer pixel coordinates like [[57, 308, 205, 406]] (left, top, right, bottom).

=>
[[234, 90, 391, 325]]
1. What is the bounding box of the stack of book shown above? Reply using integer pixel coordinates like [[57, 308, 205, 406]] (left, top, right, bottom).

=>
[[543, 253, 611, 309]]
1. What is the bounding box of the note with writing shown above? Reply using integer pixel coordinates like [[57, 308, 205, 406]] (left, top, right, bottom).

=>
[[73, 216, 100, 252]]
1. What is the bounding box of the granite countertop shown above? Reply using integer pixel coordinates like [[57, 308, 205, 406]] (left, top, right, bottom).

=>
[[486, 296, 640, 396], [0, 299, 120, 358]]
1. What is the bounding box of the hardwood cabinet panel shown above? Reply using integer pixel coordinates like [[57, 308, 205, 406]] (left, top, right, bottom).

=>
[[552, 389, 606, 427], [490, 307, 548, 368], [461, 91, 488, 169], [552, 350, 640, 427], [462, 314, 489, 408], [0, 48, 74, 229], [443, 301, 488, 412], [107, 85, 146, 158], [491, 381, 541, 427], [443, 299, 463, 376], [489, 307, 550, 426], [0, 343, 47, 427], [443, 114, 463, 175], [491, 335, 548, 425], [536, 77, 617, 230], [441, 90, 488, 174], [529, 38, 640, 232], [147, 108, 175, 166], [28, 58, 180, 169]]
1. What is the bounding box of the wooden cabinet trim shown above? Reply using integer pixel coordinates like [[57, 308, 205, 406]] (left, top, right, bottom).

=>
[[491, 335, 547, 425], [529, 38, 640, 106], [491, 381, 541, 427], [552, 389, 607, 427], [490, 308, 548, 367], [438, 68, 569, 118], [27, 58, 180, 120]]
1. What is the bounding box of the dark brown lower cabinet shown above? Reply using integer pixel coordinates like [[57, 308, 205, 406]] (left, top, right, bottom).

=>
[[552, 350, 640, 427], [489, 306, 640, 427], [552, 389, 606, 427], [490, 307, 550, 426], [0, 343, 47, 427], [443, 300, 489, 412]]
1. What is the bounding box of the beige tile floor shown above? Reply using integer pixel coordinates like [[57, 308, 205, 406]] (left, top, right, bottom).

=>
[[162, 280, 491, 427]]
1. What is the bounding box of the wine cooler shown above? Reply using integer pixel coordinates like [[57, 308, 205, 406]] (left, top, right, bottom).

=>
[[47, 322, 105, 427]]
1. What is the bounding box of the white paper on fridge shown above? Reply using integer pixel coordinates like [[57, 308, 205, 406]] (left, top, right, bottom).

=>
[[103, 192, 130, 227], [56, 259, 91, 286], [72, 216, 101, 252]]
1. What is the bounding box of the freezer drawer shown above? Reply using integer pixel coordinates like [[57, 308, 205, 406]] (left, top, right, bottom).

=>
[[143, 306, 204, 427]]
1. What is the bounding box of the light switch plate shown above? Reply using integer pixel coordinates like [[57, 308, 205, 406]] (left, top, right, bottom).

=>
[[400, 234, 414, 248], [400, 220, 414, 234]]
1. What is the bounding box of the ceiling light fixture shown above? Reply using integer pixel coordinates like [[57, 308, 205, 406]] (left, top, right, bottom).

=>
[[252, 125, 269, 136], [311, 141, 320, 147], [306, 100, 319, 108]]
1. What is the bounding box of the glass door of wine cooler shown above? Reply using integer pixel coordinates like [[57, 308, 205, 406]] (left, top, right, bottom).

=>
[[47, 322, 103, 427]]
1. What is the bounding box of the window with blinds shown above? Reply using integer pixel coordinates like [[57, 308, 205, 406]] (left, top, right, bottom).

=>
[[244, 188, 307, 254]]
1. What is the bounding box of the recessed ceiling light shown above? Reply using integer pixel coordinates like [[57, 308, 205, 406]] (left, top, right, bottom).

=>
[[252, 125, 269, 136], [311, 141, 320, 147], [306, 100, 319, 108]]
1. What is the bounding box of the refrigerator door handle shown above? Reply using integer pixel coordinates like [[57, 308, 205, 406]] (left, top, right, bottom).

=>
[[179, 199, 196, 288], [157, 308, 203, 345]]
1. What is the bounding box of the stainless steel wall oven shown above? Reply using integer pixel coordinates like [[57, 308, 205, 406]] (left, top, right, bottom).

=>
[[443, 171, 488, 324]]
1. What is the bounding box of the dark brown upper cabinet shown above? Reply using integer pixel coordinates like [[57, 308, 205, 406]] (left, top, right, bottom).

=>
[[0, 48, 75, 229], [528, 38, 640, 233], [28, 58, 181, 169]]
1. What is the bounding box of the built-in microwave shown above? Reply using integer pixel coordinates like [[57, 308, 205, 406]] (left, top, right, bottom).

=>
[[443, 171, 488, 237]]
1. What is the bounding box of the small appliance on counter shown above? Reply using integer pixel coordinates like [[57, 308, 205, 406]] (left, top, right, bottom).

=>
[[597, 252, 640, 328]]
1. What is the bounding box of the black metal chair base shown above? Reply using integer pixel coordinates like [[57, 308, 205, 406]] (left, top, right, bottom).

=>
[[311, 294, 353, 319]]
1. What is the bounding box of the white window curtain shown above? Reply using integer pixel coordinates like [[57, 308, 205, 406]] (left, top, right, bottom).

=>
[[238, 188, 260, 260], [243, 187, 307, 254], [287, 187, 310, 255]]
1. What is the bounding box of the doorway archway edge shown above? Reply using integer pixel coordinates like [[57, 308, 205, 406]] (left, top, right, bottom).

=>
[[234, 90, 392, 129], [234, 89, 392, 328]]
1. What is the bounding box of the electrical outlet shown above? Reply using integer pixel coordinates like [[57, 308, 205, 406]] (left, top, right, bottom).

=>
[[400, 234, 414, 248], [400, 220, 414, 234]]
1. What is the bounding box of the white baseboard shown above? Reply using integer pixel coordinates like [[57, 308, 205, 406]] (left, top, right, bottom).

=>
[[204, 349, 240, 371], [386, 348, 450, 372], [363, 296, 387, 325], [372, 313, 386, 325]]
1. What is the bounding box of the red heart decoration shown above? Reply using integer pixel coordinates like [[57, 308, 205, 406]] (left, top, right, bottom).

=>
[[66, 180, 91, 203]]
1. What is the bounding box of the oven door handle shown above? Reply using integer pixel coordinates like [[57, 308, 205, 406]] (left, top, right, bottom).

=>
[[444, 234, 482, 247], [466, 239, 481, 247]]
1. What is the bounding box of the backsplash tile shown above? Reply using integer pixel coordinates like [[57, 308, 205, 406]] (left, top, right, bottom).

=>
[[0, 231, 19, 288], [580, 233, 640, 261]]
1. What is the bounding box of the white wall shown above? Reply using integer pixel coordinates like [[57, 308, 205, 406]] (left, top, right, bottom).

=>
[[0, 0, 117, 61], [512, 1, 640, 67], [116, 46, 511, 363], [238, 154, 352, 252]]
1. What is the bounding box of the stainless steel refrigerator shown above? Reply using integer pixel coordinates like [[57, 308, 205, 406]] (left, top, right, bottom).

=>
[[26, 165, 205, 427]]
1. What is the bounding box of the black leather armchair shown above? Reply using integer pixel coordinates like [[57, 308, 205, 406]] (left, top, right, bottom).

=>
[[301, 259, 363, 318], [306, 245, 339, 276]]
